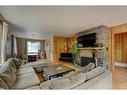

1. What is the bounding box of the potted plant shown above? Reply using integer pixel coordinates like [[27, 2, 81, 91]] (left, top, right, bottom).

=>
[[71, 42, 79, 65]]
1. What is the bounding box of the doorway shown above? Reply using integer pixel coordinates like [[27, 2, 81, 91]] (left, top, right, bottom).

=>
[[112, 32, 127, 89], [114, 33, 127, 65]]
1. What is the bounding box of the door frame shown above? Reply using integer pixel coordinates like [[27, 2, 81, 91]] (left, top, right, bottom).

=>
[[109, 24, 127, 72]]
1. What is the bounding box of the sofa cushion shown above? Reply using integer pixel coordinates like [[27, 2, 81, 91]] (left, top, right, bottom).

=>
[[72, 71, 111, 89], [0, 64, 2, 68], [7, 58, 18, 72], [86, 66, 105, 80], [81, 62, 95, 73], [0, 87, 5, 89], [49, 72, 86, 89], [40, 71, 86, 89], [25, 86, 40, 89], [0, 61, 16, 88], [62, 71, 76, 78], [67, 72, 86, 89], [0, 58, 17, 73], [10, 58, 22, 68], [40, 76, 64, 89], [20, 61, 47, 68], [0, 78, 8, 89], [11, 73, 40, 89], [14, 58, 23, 66], [50, 78, 71, 89], [17, 67, 35, 76], [40, 81, 51, 89], [63, 70, 81, 79]]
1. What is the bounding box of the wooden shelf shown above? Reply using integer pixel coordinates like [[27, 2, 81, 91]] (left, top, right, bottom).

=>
[[77, 47, 103, 50]]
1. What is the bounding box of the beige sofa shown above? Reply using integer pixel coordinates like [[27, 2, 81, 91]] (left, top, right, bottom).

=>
[[40, 67, 112, 89], [0, 58, 43, 89], [0, 58, 112, 89]]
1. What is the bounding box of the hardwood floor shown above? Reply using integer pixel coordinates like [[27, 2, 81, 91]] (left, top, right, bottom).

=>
[[37, 73, 46, 83], [112, 66, 127, 89]]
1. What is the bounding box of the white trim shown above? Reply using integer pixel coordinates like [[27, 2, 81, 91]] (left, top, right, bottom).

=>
[[115, 62, 127, 68]]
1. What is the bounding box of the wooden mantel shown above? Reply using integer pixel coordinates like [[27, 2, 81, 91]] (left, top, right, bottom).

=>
[[77, 47, 103, 50]]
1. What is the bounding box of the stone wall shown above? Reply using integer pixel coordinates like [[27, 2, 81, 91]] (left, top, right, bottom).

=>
[[76, 25, 109, 66], [77, 25, 108, 47]]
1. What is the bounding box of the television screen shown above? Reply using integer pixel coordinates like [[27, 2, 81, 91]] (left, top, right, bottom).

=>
[[77, 33, 96, 47]]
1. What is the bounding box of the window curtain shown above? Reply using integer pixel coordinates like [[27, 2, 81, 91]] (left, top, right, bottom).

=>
[[1, 22, 8, 63], [13, 36, 17, 55], [27, 40, 41, 54], [0, 22, 2, 63], [16, 38, 26, 59]]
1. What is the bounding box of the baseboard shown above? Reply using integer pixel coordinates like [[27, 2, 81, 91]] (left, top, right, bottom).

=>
[[115, 62, 127, 67]]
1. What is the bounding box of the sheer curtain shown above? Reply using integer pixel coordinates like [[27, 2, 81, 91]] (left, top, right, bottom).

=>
[[13, 36, 17, 55], [27, 41, 41, 55], [1, 22, 8, 63]]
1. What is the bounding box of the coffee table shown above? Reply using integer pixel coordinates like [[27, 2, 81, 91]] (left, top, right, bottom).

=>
[[42, 64, 75, 80]]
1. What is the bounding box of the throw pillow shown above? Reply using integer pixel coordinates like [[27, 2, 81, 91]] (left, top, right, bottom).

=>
[[81, 62, 95, 73], [0, 62, 16, 88], [8, 58, 19, 69], [14, 58, 22, 66], [7, 58, 18, 73]]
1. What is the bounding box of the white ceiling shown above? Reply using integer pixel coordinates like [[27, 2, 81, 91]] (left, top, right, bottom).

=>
[[0, 6, 127, 39]]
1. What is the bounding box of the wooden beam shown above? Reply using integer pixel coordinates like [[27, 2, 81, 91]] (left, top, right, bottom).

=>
[[108, 28, 113, 71]]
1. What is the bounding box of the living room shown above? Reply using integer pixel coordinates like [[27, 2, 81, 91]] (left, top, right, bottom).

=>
[[0, 6, 127, 90]]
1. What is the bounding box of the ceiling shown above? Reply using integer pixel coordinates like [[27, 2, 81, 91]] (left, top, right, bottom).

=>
[[0, 6, 127, 40]]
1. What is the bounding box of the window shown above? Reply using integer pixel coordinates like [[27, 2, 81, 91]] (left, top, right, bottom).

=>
[[27, 41, 41, 54]]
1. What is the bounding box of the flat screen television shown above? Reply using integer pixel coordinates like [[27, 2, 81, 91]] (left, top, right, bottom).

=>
[[77, 33, 96, 47]]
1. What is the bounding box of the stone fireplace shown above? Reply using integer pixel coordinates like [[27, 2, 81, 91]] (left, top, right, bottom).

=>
[[76, 25, 109, 67]]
